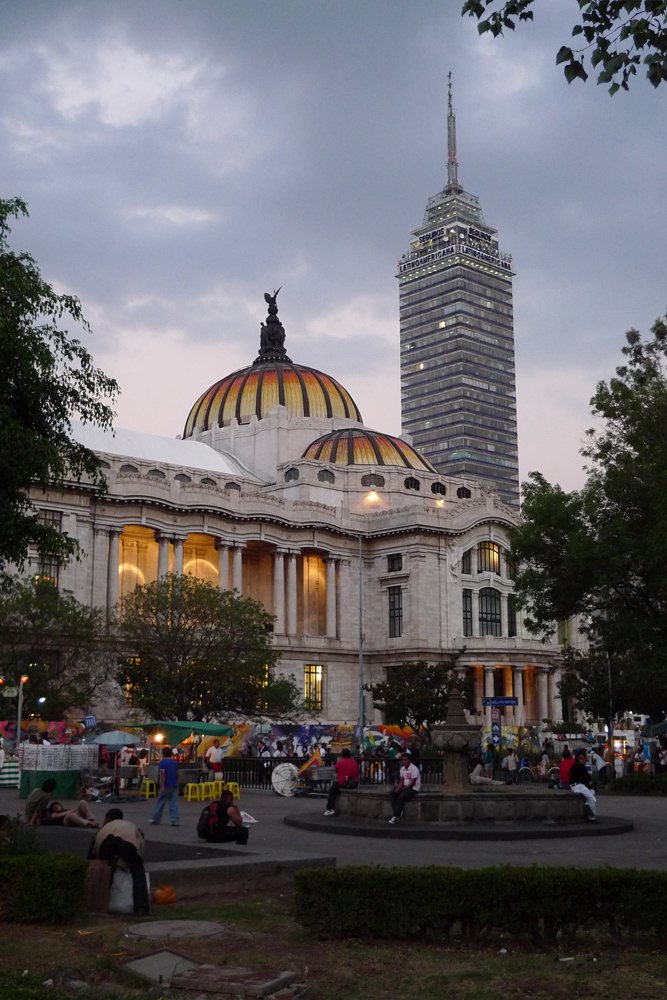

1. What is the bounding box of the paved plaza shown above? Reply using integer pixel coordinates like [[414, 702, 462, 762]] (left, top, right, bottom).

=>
[[2, 784, 666, 870]]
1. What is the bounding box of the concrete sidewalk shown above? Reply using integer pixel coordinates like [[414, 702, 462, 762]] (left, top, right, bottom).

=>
[[3, 785, 666, 870]]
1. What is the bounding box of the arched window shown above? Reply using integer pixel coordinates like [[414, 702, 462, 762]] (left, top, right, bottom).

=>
[[404, 477, 420, 491], [99, 460, 111, 469], [225, 481, 241, 491], [479, 587, 502, 636], [201, 477, 216, 486], [456, 486, 471, 499], [284, 467, 299, 482], [147, 468, 166, 479], [174, 473, 191, 483], [119, 464, 138, 474], [431, 482, 446, 495], [317, 469, 335, 483], [478, 541, 500, 575], [361, 473, 385, 488]]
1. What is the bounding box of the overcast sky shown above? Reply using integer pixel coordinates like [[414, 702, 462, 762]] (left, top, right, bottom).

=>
[[2, 1, 665, 492]]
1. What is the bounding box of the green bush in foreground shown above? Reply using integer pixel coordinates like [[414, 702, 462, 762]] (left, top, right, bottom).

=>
[[608, 773, 667, 795], [294, 866, 667, 941], [0, 854, 87, 923]]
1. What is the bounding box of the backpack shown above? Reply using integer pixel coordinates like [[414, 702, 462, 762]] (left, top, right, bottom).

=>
[[197, 801, 222, 841]]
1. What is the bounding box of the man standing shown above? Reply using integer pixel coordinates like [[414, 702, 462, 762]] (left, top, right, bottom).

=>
[[204, 739, 225, 781], [388, 752, 421, 824], [569, 748, 597, 822], [324, 747, 359, 816], [150, 746, 180, 827]]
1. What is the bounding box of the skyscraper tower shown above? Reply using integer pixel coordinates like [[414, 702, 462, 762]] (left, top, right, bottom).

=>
[[397, 75, 519, 507]]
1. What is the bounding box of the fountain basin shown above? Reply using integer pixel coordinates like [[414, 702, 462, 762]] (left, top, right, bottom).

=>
[[337, 785, 587, 824]]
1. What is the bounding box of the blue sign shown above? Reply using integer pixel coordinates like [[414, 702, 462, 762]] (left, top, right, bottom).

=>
[[483, 697, 518, 707], [491, 720, 501, 746], [84, 715, 97, 729]]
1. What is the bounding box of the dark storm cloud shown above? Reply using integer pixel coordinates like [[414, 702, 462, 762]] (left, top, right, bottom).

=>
[[0, 0, 665, 487]]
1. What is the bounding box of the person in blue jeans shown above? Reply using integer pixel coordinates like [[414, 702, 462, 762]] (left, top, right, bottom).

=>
[[150, 746, 180, 826]]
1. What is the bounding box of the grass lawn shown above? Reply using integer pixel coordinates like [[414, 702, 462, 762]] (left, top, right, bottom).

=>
[[1, 890, 667, 999]]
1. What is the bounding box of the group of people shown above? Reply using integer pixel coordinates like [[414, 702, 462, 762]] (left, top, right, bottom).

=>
[[323, 747, 422, 823]]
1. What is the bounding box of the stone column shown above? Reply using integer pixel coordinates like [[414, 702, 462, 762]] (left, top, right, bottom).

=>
[[551, 667, 563, 723], [536, 667, 549, 726], [325, 556, 337, 639], [512, 667, 525, 727], [471, 590, 480, 637], [273, 549, 286, 634], [58, 512, 78, 592], [484, 665, 495, 729], [232, 543, 245, 593], [156, 532, 170, 579], [501, 593, 508, 637], [286, 550, 299, 636], [106, 527, 122, 619], [216, 542, 230, 590], [172, 536, 185, 576]]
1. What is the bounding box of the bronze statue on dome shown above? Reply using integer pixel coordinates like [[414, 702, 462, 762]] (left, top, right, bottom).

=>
[[255, 287, 292, 364]]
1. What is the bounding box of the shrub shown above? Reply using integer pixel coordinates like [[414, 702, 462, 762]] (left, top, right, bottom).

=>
[[608, 773, 667, 795], [293, 866, 667, 941], [0, 854, 87, 923], [0, 816, 41, 855]]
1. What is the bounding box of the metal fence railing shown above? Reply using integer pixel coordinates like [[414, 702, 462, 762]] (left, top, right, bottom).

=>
[[222, 756, 444, 789]]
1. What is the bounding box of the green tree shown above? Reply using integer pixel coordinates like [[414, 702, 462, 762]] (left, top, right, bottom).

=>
[[0, 579, 115, 718], [0, 197, 117, 576], [461, 1, 667, 93], [510, 312, 667, 723], [371, 655, 470, 742], [118, 573, 301, 722]]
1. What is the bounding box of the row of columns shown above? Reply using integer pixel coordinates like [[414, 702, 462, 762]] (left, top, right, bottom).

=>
[[104, 527, 340, 639], [480, 664, 561, 728]]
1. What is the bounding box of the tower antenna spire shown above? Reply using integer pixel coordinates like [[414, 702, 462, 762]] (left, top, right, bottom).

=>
[[447, 71, 459, 193]]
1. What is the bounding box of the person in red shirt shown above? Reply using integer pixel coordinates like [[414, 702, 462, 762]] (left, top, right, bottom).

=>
[[324, 748, 359, 816], [558, 749, 574, 788]]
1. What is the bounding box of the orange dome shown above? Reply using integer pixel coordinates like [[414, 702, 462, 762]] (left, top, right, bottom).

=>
[[184, 362, 362, 437], [303, 428, 436, 471], [183, 291, 362, 437]]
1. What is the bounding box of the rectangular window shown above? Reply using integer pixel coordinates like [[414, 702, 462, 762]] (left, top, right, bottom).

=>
[[462, 589, 473, 637], [304, 664, 323, 712], [388, 586, 403, 638], [493, 668, 505, 698], [507, 595, 517, 638], [387, 554, 403, 572], [125, 657, 141, 707], [35, 554, 59, 587], [477, 541, 500, 575], [461, 549, 471, 575], [39, 509, 63, 532], [504, 551, 517, 580], [478, 587, 502, 637]]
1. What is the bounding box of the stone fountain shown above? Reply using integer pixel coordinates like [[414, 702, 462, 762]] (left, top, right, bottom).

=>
[[430, 686, 482, 792]]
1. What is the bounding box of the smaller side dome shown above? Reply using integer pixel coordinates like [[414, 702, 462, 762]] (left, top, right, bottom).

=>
[[302, 428, 436, 472]]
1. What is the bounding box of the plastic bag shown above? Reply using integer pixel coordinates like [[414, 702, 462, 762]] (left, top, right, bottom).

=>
[[108, 868, 151, 915], [153, 884, 177, 905], [240, 811, 257, 824]]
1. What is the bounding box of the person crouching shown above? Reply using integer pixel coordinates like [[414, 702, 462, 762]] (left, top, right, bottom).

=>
[[197, 789, 249, 844]]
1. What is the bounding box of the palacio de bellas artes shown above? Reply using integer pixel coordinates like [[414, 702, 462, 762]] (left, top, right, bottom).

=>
[[21, 286, 561, 741]]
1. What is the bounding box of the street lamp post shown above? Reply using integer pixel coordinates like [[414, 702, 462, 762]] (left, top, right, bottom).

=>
[[16, 674, 28, 757]]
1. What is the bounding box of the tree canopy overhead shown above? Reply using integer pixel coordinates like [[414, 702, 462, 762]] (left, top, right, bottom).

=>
[[0, 579, 116, 719], [0, 197, 118, 576], [461, 1, 667, 93], [510, 313, 667, 721], [119, 573, 301, 722]]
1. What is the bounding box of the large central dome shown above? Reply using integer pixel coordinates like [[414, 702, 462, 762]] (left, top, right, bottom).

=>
[[184, 292, 362, 438]]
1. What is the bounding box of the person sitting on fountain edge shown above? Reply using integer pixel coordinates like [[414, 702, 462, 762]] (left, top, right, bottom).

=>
[[569, 748, 597, 822], [324, 747, 359, 816], [388, 752, 421, 823]]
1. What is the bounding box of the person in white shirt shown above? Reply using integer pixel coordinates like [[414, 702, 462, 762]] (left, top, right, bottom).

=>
[[388, 753, 421, 823], [205, 739, 225, 780]]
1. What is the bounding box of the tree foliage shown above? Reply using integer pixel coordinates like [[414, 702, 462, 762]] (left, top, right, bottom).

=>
[[118, 573, 301, 722], [510, 313, 667, 720], [461, 1, 667, 93], [0, 197, 117, 575], [371, 655, 470, 741], [0, 579, 116, 718]]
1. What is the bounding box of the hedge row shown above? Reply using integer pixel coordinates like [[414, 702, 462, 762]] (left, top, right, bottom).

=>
[[608, 773, 667, 795], [293, 865, 667, 941], [0, 854, 88, 923]]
